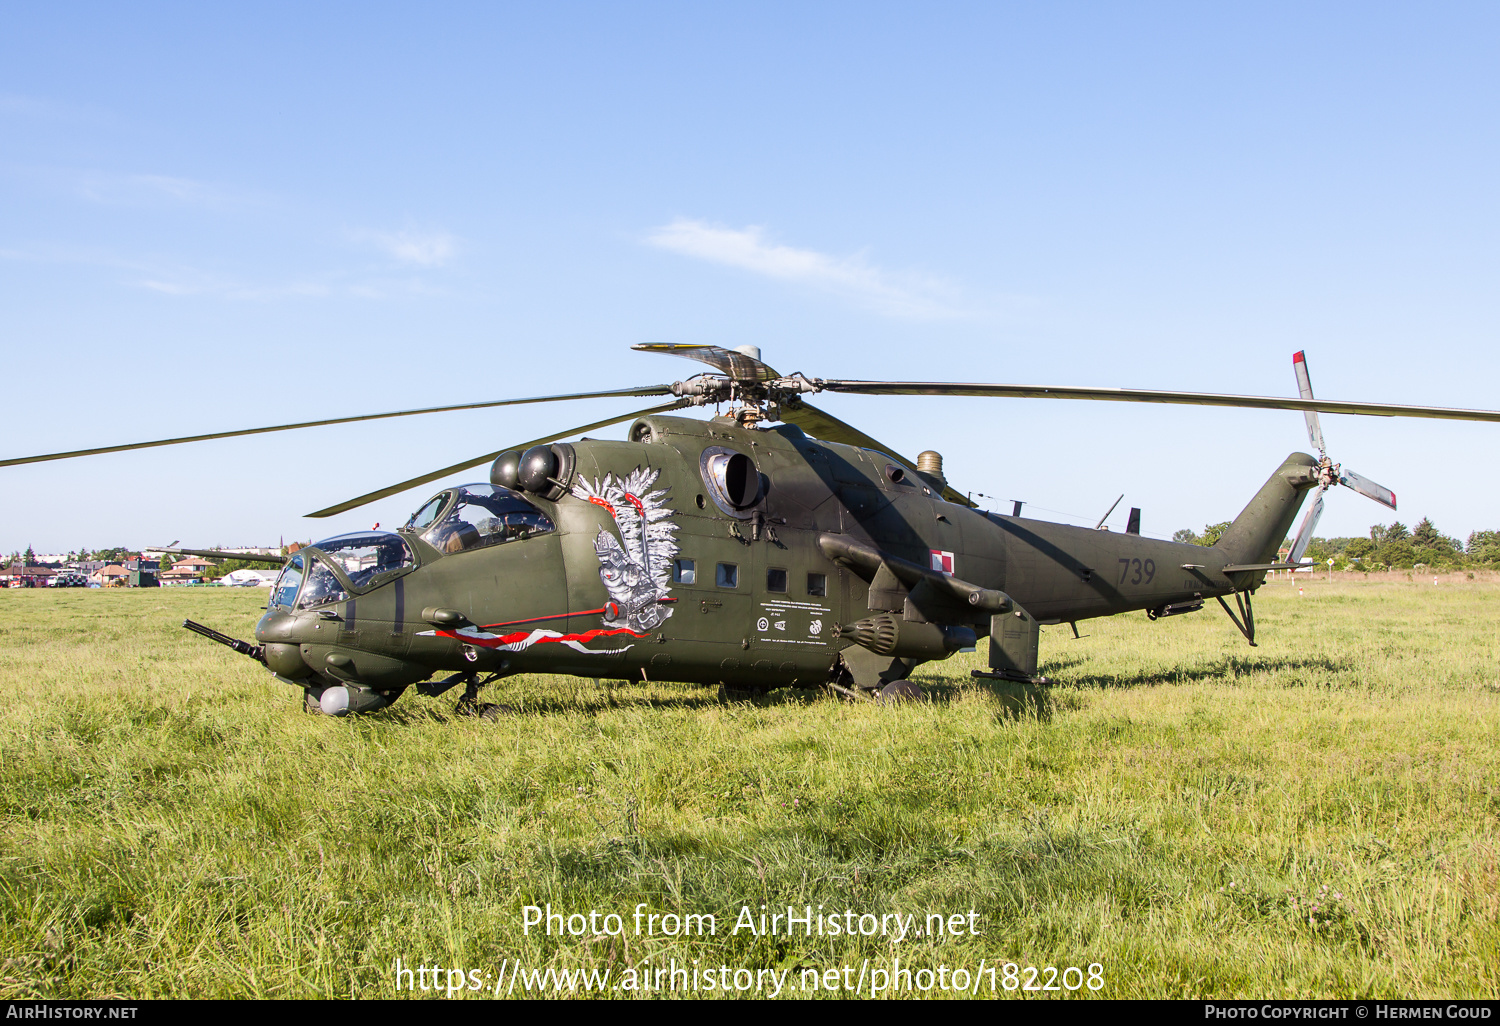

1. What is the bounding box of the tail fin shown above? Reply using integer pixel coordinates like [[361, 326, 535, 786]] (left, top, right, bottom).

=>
[[1215, 453, 1320, 566]]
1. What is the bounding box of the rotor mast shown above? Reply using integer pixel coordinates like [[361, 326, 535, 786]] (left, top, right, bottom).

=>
[[640, 343, 821, 427]]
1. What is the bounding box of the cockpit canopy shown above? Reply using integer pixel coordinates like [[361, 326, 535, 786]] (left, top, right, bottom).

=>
[[269, 531, 415, 610], [313, 531, 415, 588], [405, 483, 555, 556]]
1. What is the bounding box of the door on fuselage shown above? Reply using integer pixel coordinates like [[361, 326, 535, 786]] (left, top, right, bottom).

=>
[[654, 512, 754, 682]]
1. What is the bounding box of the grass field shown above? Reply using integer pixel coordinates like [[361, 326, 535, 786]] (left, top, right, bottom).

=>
[[1, 577, 1497, 999]]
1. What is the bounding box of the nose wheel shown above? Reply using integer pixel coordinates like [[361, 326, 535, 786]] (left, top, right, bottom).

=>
[[454, 694, 512, 720], [452, 672, 514, 719], [417, 668, 517, 720]]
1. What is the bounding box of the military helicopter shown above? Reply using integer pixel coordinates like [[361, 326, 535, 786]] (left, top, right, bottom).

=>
[[8, 344, 1500, 716]]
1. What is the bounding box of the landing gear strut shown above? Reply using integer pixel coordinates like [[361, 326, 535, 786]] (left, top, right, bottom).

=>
[[422, 669, 516, 719], [1216, 590, 1257, 646]]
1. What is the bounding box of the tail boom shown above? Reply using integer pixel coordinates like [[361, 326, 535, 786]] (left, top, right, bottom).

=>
[[1215, 452, 1321, 570]]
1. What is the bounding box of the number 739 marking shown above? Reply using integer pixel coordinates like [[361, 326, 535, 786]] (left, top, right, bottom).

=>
[[1118, 557, 1156, 586]]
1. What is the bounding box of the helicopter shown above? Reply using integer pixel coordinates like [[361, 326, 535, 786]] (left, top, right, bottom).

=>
[[8, 344, 1500, 717]]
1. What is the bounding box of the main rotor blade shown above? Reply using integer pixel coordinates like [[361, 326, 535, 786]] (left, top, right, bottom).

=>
[[815, 380, 1500, 423], [1292, 351, 1326, 457], [779, 401, 975, 507], [0, 384, 675, 468], [1338, 468, 1397, 510], [161, 547, 287, 565], [1289, 487, 1326, 563], [633, 343, 780, 381], [303, 400, 691, 519]]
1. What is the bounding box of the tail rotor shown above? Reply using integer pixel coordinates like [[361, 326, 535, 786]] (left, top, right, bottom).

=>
[[1286, 351, 1397, 562]]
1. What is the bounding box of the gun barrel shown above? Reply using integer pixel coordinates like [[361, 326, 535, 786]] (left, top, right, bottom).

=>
[[182, 619, 266, 663]]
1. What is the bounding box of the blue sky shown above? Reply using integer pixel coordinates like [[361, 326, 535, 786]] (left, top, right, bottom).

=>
[[3, 3, 1498, 554]]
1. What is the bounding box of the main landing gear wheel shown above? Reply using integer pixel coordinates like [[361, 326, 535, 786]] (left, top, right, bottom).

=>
[[877, 680, 925, 704], [718, 684, 766, 703]]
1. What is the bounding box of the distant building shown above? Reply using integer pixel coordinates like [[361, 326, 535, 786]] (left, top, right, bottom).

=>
[[90, 565, 129, 586], [1, 565, 57, 587], [160, 556, 213, 584]]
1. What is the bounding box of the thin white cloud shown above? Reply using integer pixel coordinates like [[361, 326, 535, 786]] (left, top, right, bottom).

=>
[[644, 218, 963, 318], [0, 93, 62, 117], [359, 228, 458, 267], [129, 174, 219, 204], [2, 160, 276, 212], [135, 275, 332, 300], [0, 246, 436, 301], [52, 168, 248, 209], [137, 279, 199, 295]]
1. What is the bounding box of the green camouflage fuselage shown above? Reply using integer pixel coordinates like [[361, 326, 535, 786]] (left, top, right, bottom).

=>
[[253, 414, 1316, 699]]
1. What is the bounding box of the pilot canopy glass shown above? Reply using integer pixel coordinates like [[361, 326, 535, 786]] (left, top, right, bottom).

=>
[[271, 555, 303, 609], [311, 531, 415, 589], [416, 484, 555, 556], [274, 531, 416, 610], [298, 559, 347, 609]]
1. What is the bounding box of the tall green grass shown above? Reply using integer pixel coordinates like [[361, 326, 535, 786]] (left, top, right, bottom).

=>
[[0, 579, 1496, 998]]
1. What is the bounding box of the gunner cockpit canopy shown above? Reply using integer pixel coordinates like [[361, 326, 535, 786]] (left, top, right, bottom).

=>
[[269, 530, 416, 610]]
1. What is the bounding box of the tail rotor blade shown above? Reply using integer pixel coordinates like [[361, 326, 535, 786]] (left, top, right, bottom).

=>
[[1289, 487, 1326, 563], [1292, 351, 1326, 458], [1338, 468, 1397, 510]]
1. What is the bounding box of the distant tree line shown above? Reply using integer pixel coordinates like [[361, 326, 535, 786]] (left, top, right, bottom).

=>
[[6, 545, 137, 566], [1173, 518, 1500, 570], [3, 543, 303, 574]]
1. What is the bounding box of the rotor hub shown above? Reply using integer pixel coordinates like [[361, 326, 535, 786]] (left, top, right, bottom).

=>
[[1316, 457, 1340, 489]]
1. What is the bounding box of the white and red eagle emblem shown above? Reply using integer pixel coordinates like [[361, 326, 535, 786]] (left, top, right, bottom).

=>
[[570, 467, 679, 633]]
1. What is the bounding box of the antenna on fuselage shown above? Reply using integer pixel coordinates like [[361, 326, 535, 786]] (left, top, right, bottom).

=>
[[1094, 494, 1124, 530]]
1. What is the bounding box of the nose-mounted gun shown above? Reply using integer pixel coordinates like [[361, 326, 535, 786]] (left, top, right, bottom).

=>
[[182, 619, 266, 663]]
